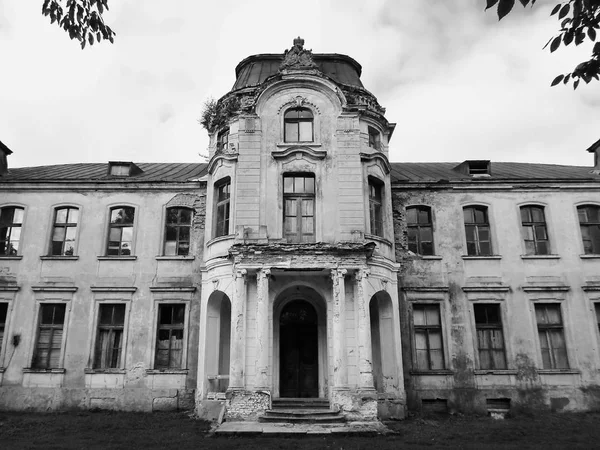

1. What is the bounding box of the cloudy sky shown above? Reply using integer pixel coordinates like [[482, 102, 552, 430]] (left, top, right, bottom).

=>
[[1, 0, 598, 168]]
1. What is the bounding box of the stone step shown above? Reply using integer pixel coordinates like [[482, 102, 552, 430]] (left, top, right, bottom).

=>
[[259, 413, 346, 424], [272, 398, 329, 409], [264, 409, 339, 416]]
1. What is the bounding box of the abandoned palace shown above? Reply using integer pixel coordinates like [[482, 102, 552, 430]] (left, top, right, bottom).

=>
[[1, 38, 600, 421]]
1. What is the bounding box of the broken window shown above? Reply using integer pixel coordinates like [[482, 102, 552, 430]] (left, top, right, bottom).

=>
[[474, 304, 507, 370], [217, 128, 229, 153], [0, 206, 24, 256], [0, 302, 7, 354], [284, 108, 313, 142], [155, 304, 185, 369], [50, 207, 79, 256], [407, 206, 434, 255], [463, 206, 492, 256], [535, 303, 568, 369], [215, 178, 231, 238], [368, 177, 384, 238], [577, 205, 600, 254], [106, 206, 135, 256], [164, 207, 192, 256], [94, 304, 125, 369], [32, 303, 66, 369], [520, 205, 549, 255], [413, 304, 445, 370], [283, 174, 315, 243], [368, 126, 381, 150]]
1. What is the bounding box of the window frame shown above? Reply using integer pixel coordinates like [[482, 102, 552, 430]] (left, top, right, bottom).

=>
[[520, 205, 550, 256], [217, 128, 230, 153], [151, 302, 190, 371], [463, 205, 493, 256], [283, 107, 314, 143], [163, 207, 193, 256], [92, 303, 128, 370], [368, 177, 384, 238], [214, 177, 231, 239], [31, 302, 68, 370], [105, 205, 137, 257], [534, 302, 570, 370], [283, 173, 316, 243], [368, 126, 381, 150], [473, 303, 507, 370], [406, 205, 434, 256], [577, 204, 600, 255], [0, 205, 25, 257], [410, 303, 446, 371], [0, 300, 11, 368], [49, 206, 80, 256]]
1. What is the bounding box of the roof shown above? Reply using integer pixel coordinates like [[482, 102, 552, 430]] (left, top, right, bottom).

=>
[[1, 163, 208, 183], [232, 53, 364, 90], [0, 140, 13, 155], [390, 162, 600, 183]]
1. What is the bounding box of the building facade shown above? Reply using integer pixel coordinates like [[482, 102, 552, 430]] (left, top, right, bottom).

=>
[[1, 39, 600, 420]]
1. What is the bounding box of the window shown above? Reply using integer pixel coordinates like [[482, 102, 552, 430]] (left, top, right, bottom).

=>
[[283, 174, 315, 243], [109, 164, 130, 176], [577, 205, 600, 254], [284, 108, 313, 142], [595, 303, 600, 336], [413, 304, 445, 370], [0, 206, 24, 256], [164, 207, 192, 256], [463, 206, 492, 256], [155, 304, 185, 369], [0, 302, 7, 354], [50, 207, 79, 256], [217, 129, 229, 153], [32, 304, 66, 369], [107, 207, 135, 256], [474, 304, 507, 369], [369, 178, 384, 238], [368, 126, 381, 150], [215, 179, 231, 238], [520, 206, 549, 255], [535, 303, 568, 369], [94, 304, 125, 369], [407, 206, 433, 255]]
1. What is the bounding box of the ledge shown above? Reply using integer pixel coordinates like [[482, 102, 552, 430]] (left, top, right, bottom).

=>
[[522, 284, 570, 292], [0, 285, 19, 292], [90, 286, 137, 293], [84, 368, 126, 374], [403, 286, 449, 293], [97, 256, 137, 261], [146, 369, 188, 375], [537, 369, 580, 375], [462, 255, 502, 260], [419, 255, 443, 260], [360, 152, 391, 174], [474, 369, 518, 375], [40, 256, 79, 261], [409, 370, 454, 376], [580, 254, 600, 259], [0, 255, 23, 260], [583, 284, 600, 292], [364, 234, 393, 247], [206, 234, 236, 247], [276, 142, 321, 148], [155, 256, 195, 261], [462, 285, 510, 293], [31, 285, 77, 292], [521, 255, 560, 260], [23, 368, 66, 374], [149, 286, 196, 293]]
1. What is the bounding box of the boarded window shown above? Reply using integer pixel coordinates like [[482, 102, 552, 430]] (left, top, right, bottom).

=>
[[463, 206, 492, 256], [33, 304, 66, 369], [369, 178, 384, 238], [578, 205, 600, 254], [520, 205, 550, 255], [284, 108, 313, 142], [413, 304, 445, 370], [155, 304, 185, 369], [0, 206, 24, 256], [215, 179, 231, 238], [407, 206, 434, 255], [50, 207, 79, 256], [107, 207, 135, 256], [94, 304, 126, 369], [535, 303, 568, 369], [283, 174, 315, 243], [164, 207, 192, 256], [474, 304, 507, 370]]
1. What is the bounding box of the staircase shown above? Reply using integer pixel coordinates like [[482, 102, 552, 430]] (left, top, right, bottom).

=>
[[259, 398, 345, 424]]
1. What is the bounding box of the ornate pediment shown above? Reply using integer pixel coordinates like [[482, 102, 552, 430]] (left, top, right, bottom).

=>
[[279, 37, 319, 72]]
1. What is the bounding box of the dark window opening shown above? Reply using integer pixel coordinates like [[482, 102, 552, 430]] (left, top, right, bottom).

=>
[[107, 207, 135, 256], [217, 129, 229, 153], [283, 174, 315, 243], [0, 302, 7, 355], [94, 304, 126, 369], [464, 206, 492, 256], [535, 303, 568, 369], [369, 178, 384, 238], [32, 304, 66, 370], [164, 207, 192, 256], [0, 206, 24, 256], [215, 179, 231, 238], [155, 304, 186, 369], [368, 126, 381, 150], [51, 207, 79, 256], [468, 160, 491, 175], [413, 304, 445, 370], [407, 206, 434, 255], [521, 205, 550, 255], [474, 304, 507, 370], [578, 205, 600, 254]]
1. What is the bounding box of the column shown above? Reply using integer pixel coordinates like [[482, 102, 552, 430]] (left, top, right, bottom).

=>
[[255, 268, 271, 390], [331, 268, 348, 389], [229, 269, 247, 390], [355, 268, 375, 391]]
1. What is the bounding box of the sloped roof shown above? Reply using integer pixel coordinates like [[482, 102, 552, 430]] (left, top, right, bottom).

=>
[[1, 163, 208, 183], [390, 162, 600, 183]]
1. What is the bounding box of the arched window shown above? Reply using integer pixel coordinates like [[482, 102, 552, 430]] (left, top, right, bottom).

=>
[[406, 206, 433, 255], [164, 207, 193, 256], [463, 205, 492, 256], [106, 206, 135, 256], [50, 207, 79, 256], [284, 108, 313, 142], [577, 205, 600, 254], [520, 205, 549, 255], [0, 206, 24, 256]]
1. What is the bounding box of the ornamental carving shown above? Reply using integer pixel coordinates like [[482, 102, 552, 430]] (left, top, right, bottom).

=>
[[279, 36, 318, 71]]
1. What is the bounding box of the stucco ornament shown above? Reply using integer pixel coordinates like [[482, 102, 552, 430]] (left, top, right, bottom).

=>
[[279, 36, 318, 71]]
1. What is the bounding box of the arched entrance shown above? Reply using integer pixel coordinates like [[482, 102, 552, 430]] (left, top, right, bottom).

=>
[[279, 300, 319, 397], [205, 290, 231, 395]]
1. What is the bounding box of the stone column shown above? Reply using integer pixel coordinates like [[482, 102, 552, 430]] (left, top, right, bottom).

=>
[[255, 268, 271, 390], [331, 268, 348, 389], [356, 268, 375, 391], [229, 269, 247, 391]]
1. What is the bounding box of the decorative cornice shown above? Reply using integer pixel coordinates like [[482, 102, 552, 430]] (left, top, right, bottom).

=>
[[462, 285, 510, 293], [582, 284, 600, 292], [0, 285, 19, 292], [271, 146, 327, 161], [90, 286, 137, 293], [277, 95, 321, 115], [207, 153, 238, 175], [402, 286, 449, 292], [31, 285, 77, 292], [149, 286, 196, 293], [360, 152, 391, 174], [521, 284, 570, 292]]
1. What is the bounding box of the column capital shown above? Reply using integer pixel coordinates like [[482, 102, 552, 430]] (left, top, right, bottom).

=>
[[257, 268, 271, 280], [355, 268, 370, 282], [235, 269, 247, 279], [330, 268, 348, 280]]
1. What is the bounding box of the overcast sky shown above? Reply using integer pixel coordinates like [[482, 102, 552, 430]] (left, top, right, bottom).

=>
[[1, 0, 598, 168]]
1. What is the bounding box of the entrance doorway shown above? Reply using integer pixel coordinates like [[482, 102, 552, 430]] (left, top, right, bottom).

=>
[[279, 300, 319, 398]]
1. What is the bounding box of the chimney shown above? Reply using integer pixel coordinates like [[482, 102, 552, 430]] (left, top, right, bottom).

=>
[[0, 140, 13, 176], [587, 138, 600, 174]]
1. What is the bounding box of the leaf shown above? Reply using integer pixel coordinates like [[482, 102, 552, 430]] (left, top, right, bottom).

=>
[[589, 27, 597, 41], [498, 0, 515, 20], [563, 74, 571, 84], [564, 31, 574, 45], [550, 4, 561, 15], [558, 3, 570, 20], [594, 42, 600, 54], [551, 74, 564, 86], [576, 31, 586, 45], [485, 0, 499, 10], [550, 36, 561, 52], [573, 79, 580, 89], [88, 33, 94, 45], [518, 0, 530, 6]]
